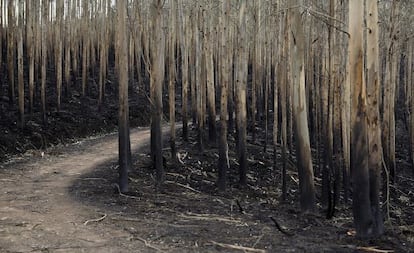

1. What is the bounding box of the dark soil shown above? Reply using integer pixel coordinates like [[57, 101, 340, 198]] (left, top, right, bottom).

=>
[[0, 66, 151, 162], [0, 63, 413, 252]]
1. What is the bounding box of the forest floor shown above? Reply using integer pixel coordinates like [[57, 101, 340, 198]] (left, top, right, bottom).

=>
[[1, 121, 414, 253], [0, 65, 413, 252]]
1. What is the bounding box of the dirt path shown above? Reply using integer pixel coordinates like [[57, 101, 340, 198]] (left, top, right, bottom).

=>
[[0, 127, 164, 253], [1, 125, 412, 253]]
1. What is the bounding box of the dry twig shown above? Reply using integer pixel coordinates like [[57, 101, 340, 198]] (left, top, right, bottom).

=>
[[180, 213, 244, 224], [83, 214, 107, 226], [164, 180, 202, 194], [210, 241, 266, 253], [135, 236, 165, 252]]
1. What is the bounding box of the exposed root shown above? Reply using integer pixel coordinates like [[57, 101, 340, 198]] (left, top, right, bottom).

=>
[[113, 183, 141, 199]]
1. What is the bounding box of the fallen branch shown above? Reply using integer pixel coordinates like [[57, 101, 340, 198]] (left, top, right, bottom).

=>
[[83, 214, 107, 226], [236, 199, 246, 214], [164, 180, 202, 194], [180, 213, 244, 224], [270, 217, 294, 237], [210, 241, 266, 253], [135, 236, 165, 252], [357, 247, 394, 253]]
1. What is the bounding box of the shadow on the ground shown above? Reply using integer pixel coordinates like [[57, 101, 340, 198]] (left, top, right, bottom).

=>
[[65, 128, 413, 253]]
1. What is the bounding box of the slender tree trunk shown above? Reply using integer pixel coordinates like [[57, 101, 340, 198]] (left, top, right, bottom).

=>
[[117, 0, 130, 193], [409, 39, 414, 172], [56, 0, 63, 112], [236, 0, 247, 186], [41, 0, 48, 124], [7, 0, 15, 106], [82, 0, 89, 97], [218, 0, 230, 191], [150, 0, 165, 188], [366, 0, 384, 236], [17, 0, 24, 128], [27, 0, 35, 116], [181, 8, 189, 141], [382, 0, 400, 183], [289, 0, 316, 212], [251, 1, 261, 142], [206, 15, 217, 144], [169, 0, 177, 160], [280, 12, 288, 202]]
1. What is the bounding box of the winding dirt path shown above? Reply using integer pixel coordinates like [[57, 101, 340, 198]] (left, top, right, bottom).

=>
[[0, 127, 165, 253]]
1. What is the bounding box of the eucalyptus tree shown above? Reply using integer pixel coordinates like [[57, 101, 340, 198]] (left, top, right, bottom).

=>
[[117, 0, 130, 193], [17, 0, 24, 128], [150, 0, 166, 187], [217, 0, 230, 191], [235, 0, 247, 186], [366, 0, 384, 236], [168, 0, 177, 159], [349, 0, 382, 238], [289, 0, 316, 212], [7, 0, 15, 106]]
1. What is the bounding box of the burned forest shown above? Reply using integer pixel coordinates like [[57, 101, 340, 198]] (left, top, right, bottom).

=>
[[0, 0, 414, 252]]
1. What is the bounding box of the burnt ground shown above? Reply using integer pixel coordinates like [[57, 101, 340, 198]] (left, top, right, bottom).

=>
[[0, 119, 413, 252], [0, 62, 413, 252], [0, 65, 151, 162]]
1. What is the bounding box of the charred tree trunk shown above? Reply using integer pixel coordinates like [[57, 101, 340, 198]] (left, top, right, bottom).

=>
[[217, 0, 230, 191], [289, 0, 316, 212], [150, 0, 165, 188], [349, 0, 375, 238], [17, 0, 24, 128], [117, 0, 130, 193], [366, 0, 384, 236], [235, 0, 247, 186], [169, 0, 177, 160]]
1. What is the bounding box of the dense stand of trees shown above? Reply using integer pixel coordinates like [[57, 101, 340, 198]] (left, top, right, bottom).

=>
[[0, 0, 413, 238]]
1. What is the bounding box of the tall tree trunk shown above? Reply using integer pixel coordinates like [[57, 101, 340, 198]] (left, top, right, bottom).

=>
[[205, 13, 217, 144], [349, 0, 374, 238], [280, 11, 288, 202], [235, 0, 247, 186], [251, 1, 261, 142], [7, 0, 15, 106], [289, 0, 316, 212], [41, 0, 48, 124], [217, 0, 230, 191], [17, 0, 24, 128], [117, 0, 130, 193], [169, 0, 177, 160], [27, 0, 35, 116], [382, 0, 400, 183], [81, 0, 89, 97], [150, 0, 165, 188], [366, 0, 384, 236], [56, 0, 63, 112], [181, 7, 189, 141]]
